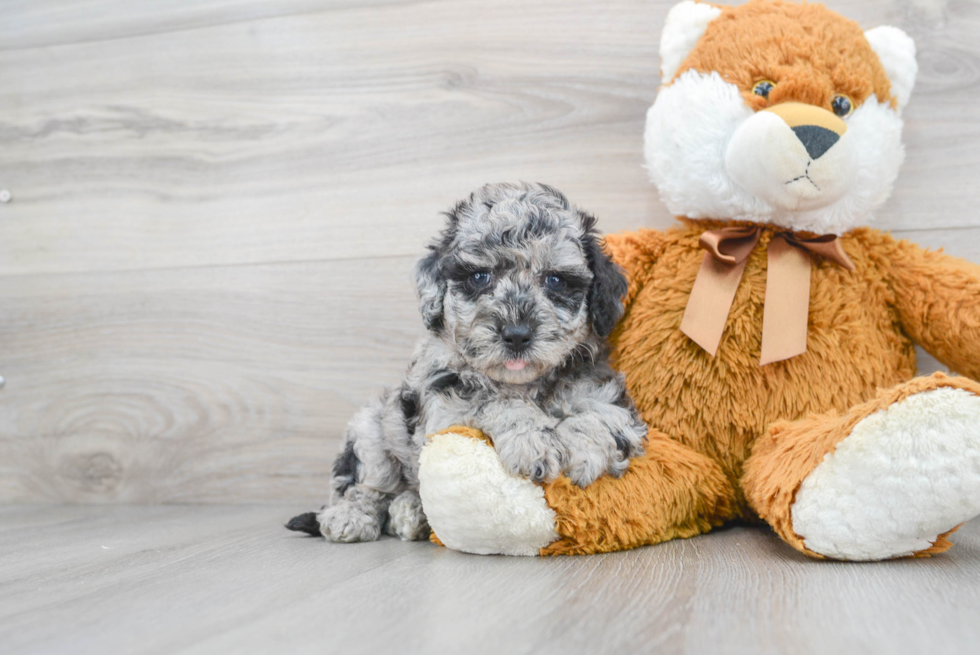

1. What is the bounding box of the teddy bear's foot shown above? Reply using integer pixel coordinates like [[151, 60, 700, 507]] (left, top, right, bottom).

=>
[[745, 374, 980, 561], [791, 381, 980, 560], [418, 427, 559, 555]]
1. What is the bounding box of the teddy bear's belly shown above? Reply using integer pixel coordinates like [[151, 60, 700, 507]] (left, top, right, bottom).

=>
[[612, 255, 917, 492]]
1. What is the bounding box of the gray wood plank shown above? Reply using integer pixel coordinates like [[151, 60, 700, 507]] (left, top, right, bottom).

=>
[[1, 0, 979, 503], [0, 0, 977, 278], [0, 256, 422, 503], [0, 0, 665, 277], [1, 506, 979, 655], [2, 225, 974, 502]]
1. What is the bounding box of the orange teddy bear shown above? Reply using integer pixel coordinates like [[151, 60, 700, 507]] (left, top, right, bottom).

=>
[[419, 0, 980, 560]]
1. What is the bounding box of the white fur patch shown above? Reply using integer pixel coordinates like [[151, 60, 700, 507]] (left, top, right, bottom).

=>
[[659, 1, 722, 83], [791, 387, 980, 560], [645, 70, 906, 234], [645, 70, 765, 221], [725, 110, 857, 214], [418, 432, 558, 556], [865, 26, 918, 110]]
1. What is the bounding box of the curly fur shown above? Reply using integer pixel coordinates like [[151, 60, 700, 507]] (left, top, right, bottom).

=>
[[287, 183, 647, 542]]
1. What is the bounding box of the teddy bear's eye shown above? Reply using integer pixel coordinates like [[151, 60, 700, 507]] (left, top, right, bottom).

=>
[[831, 95, 853, 117], [752, 80, 774, 99]]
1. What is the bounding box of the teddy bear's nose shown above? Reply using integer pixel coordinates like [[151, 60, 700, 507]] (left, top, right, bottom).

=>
[[791, 125, 840, 160], [764, 102, 847, 161]]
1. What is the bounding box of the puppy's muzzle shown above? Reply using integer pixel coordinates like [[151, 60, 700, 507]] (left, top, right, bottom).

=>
[[500, 324, 533, 353]]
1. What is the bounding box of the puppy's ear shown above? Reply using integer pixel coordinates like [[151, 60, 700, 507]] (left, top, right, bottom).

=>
[[414, 248, 446, 332], [580, 212, 628, 338], [414, 204, 461, 332]]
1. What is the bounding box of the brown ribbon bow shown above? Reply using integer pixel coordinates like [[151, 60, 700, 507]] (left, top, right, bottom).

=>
[[679, 226, 855, 365]]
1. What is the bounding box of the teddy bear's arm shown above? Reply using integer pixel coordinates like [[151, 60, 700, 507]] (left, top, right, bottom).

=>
[[882, 236, 980, 380], [602, 229, 668, 306]]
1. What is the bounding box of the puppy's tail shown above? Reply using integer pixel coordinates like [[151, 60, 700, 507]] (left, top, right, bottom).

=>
[[285, 511, 322, 537]]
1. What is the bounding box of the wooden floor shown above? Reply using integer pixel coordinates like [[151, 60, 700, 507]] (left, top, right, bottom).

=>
[[2, 1, 979, 650], [2, 505, 980, 655], [2, 0, 979, 504]]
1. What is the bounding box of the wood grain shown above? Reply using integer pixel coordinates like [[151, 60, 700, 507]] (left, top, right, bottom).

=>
[[0, 257, 423, 502], [1, 0, 978, 277], [0, 0, 666, 276], [1, 505, 979, 655], [0, 0, 978, 502]]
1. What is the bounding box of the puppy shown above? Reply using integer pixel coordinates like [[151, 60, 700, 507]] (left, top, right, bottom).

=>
[[287, 182, 647, 542]]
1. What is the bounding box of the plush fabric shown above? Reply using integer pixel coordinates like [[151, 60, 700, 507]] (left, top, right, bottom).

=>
[[541, 429, 735, 555], [743, 374, 980, 559], [422, 427, 735, 556], [791, 385, 980, 560], [422, 226, 980, 558], [645, 0, 914, 235], [658, 0, 722, 82], [669, 1, 896, 109], [419, 427, 559, 556], [417, 0, 980, 560]]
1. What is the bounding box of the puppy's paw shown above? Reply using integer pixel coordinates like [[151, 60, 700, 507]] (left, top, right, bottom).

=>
[[494, 426, 564, 483], [385, 490, 431, 541], [558, 429, 618, 488], [318, 502, 383, 543], [557, 415, 644, 488]]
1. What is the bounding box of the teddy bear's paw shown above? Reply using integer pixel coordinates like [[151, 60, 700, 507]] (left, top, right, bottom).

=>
[[418, 430, 558, 556], [317, 502, 383, 543], [385, 490, 431, 541], [791, 386, 980, 560]]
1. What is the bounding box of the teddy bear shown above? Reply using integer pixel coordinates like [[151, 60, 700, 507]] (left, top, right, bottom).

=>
[[417, 0, 980, 560]]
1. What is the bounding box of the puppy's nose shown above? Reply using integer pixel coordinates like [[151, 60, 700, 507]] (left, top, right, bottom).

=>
[[501, 324, 533, 351], [764, 102, 846, 160]]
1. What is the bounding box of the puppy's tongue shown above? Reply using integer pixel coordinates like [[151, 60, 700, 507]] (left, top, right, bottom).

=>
[[504, 359, 527, 371]]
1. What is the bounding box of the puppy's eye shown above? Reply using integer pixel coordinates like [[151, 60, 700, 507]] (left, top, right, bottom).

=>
[[469, 271, 492, 287], [544, 274, 566, 292], [752, 80, 775, 99], [831, 94, 853, 117]]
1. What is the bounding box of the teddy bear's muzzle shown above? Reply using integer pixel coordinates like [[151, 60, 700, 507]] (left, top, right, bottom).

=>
[[725, 102, 857, 213]]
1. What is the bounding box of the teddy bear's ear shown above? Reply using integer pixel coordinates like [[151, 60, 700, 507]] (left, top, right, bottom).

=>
[[865, 26, 918, 110], [659, 1, 722, 83]]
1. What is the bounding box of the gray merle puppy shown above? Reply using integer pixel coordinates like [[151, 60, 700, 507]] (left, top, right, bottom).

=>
[[287, 182, 647, 543]]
